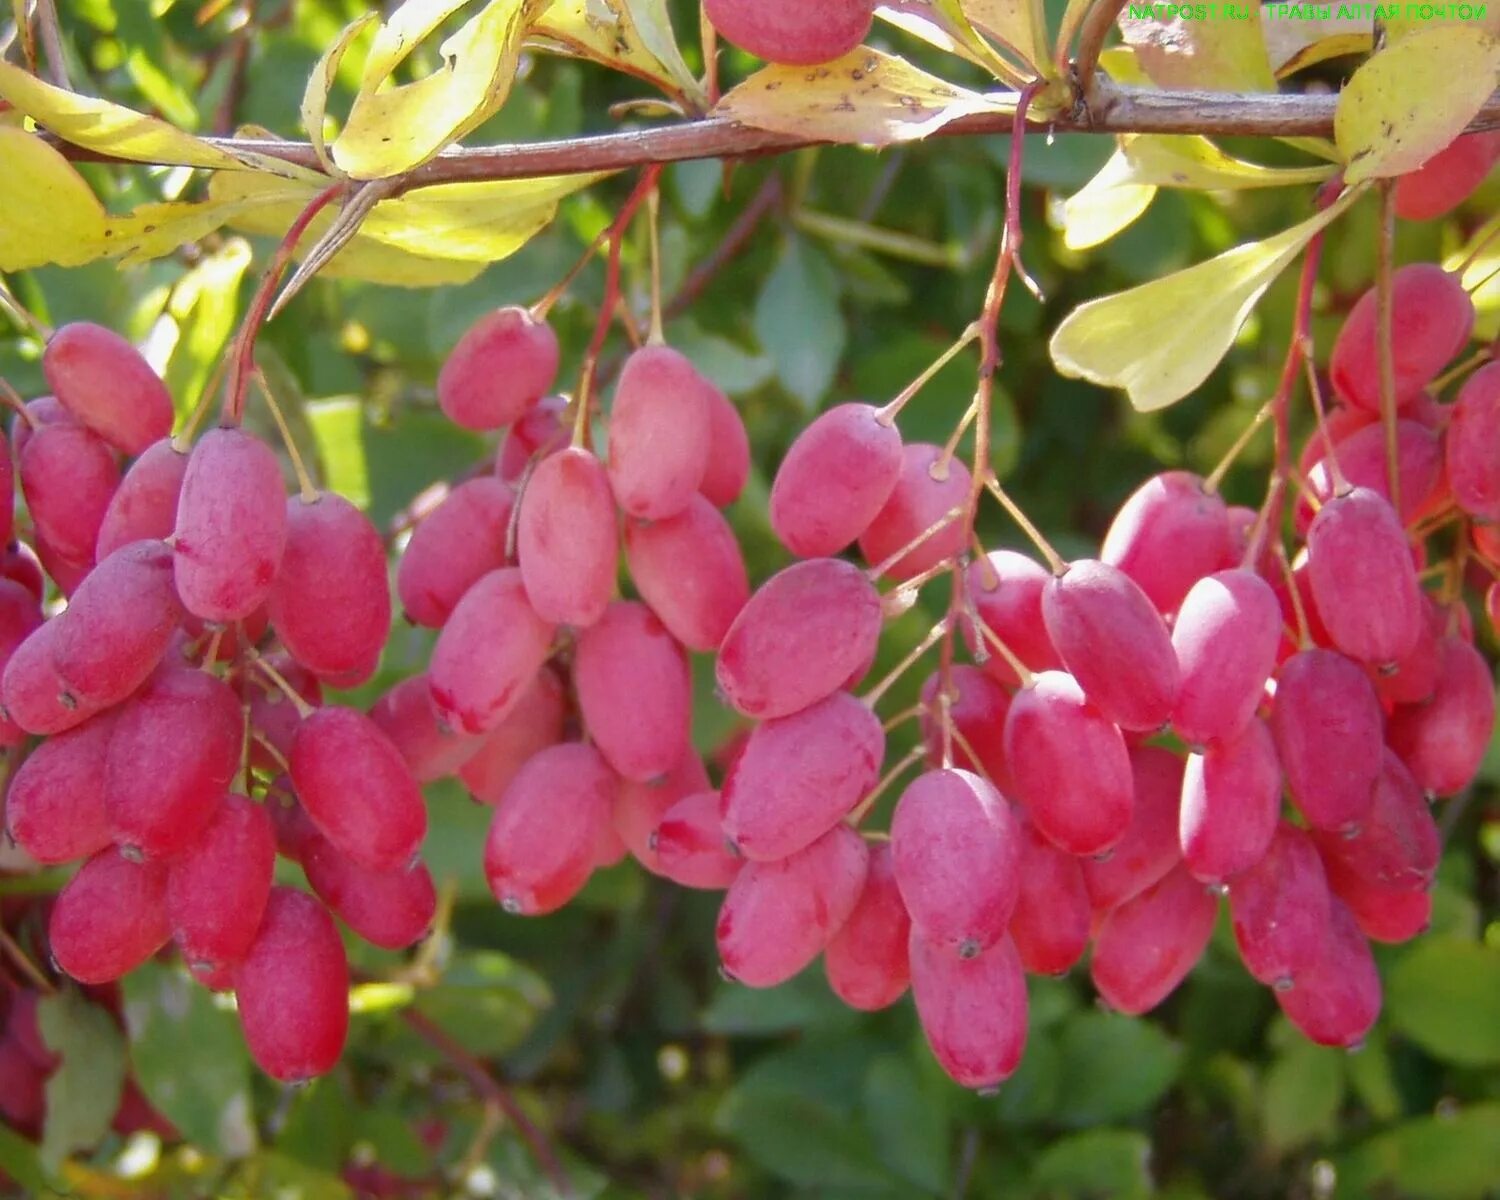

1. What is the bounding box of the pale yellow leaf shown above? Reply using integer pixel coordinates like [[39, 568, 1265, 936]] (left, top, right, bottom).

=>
[[876, 1, 1033, 85], [1449, 212, 1500, 341], [0, 128, 108, 269], [0, 62, 295, 174], [620, 0, 708, 106], [1382, 7, 1500, 42], [1336, 29, 1500, 185], [534, 0, 704, 107], [1269, 29, 1370, 78], [716, 48, 1011, 148], [333, 0, 544, 179], [960, 0, 1051, 75], [102, 195, 285, 265], [302, 12, 378, 175], [1062, 160, 1156, 250], [164, 239, 254, 420], [1049, 187, 1360, 412], [360, 0, 474, 92], [1117, 13, 1276, 92]]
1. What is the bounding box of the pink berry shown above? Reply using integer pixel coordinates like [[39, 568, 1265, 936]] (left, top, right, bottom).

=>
[[43, 322, 173, 455], [607, 345, 713, 520], [770, 403, 903, 557], [824, 842, 911, 1010], [1091, 865, 1215, 1014], [1101, 471, 1230, 614], [909, 928, 1027, 1089], [858, 443, 971, 581], [437, 307, 558, 431]]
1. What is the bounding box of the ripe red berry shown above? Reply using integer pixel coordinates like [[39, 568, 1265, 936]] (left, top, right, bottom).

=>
[[95, 438, 189, 561], [516, 446, 618, 627], [303, 833, 437, 950], [1171, 568, 1282, 748], [247, 652, 320, 772], [1229, 823, 1332, 987], [699, 387, 751, 507], [290, 706, 427, 872], [1179, 718, 1282, 884], [1393, 130, 1500, 220], [51, 539, 184, 709], [703, 0, 875, 65], [1, 619, 101, 736], [234, 887, 349, 1081], [1080, 745, 1183, 913], [1386, 635, 1497, 796], [396, 478, 514, 628], [716, 823, 868, 987], [1101, 471, 1230, 614], [715, 557, 882, 719], [458, 668, 568, 804], [624, 496, 749, 651], [918, 666, 1011, 793], [607, 345, 714, 520], [43, 323, 173, 455], [1042, 559, 1180, 732], [650, 791, 742, 890], [770, 403, 903, 558], [858, 443, 971, 581], [166, 794, 275, 972], [437, 307, 558, 431], [19, 420, 120, 565], [105, 668, 242, 860], [1274, 898, 1380, 1048], [1446, 361, 1500, 522], [173, 427, 288, 623], [4, 710, 116, 864], [367, 673, 480, 783], [891, 768, 1020, 958], [909, 928, 1027, 1089], [613, 752, 712, 873], [1300, 418, 1444, 530], [720, 690, 884, 861], [1091, 864, 1216, 1014], [1312, 750, 1438, 891], [496, 396, 568, 483], [1270, 648, 1383, 832], [1305, 488, 1423, 670], [429, 568, 555, 735], [824, 842, 911, 1011], [483, 743, 617, 915], [49, 847, 170, 984], [1003, 671, 1134, 857], [962, 550, 1062, 687], [0, 579, 44, 746], [1007, 811, 1090, 976], [269, 492, 390, 681], [1329, 264, 1474, 412], [574, 601, 691, 782]]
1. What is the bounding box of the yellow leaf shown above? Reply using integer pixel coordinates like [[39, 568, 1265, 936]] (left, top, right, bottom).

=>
[[0, 128, 107, 269], [1060, 135, 1335, 251], [960, 0, 1052, 75], [0, 62, 295, 174], [1381, 7, 1500, 43], [332, 0, 545, 179], [877, 1, 1033, 85], [716, 48, 1010, 148], [102, 195, 285, 265], [302, 12, 378, 175], [1335, 29, 1500, 185], [1117, 13, 1276, 92], [164, 239, 254, 420], [619, 0, 708, 106], [1449, 212, 1500, 342], [534, 0, 704, 107], [1050, 188, 1360, 412], [359, 0, 475, 93]]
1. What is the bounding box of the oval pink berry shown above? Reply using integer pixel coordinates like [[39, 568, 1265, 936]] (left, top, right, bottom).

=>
[[909, 928, 1027, 1090], [43, 323, 173, 455], [770, 403, 903, 557], [396, 478, 514, 628], [624, 495, 749, 651], [1101, 471, 1230, 614], [607, 345, 713, 520], [516, 447, 617, 628], [824, 842, 911, 1011], [437, 307, 558, 431]]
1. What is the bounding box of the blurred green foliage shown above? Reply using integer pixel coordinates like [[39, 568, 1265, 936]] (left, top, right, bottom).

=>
[[1, 1, 1498, 1198]]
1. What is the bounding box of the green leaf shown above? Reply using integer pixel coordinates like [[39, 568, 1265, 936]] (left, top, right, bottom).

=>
[[1335, 30, 1500, 186], [122, 963, 258, 1158], [1340, 1105, 1500, 1200], [717, 1083, 900, 1190], [415, 948, 551, 1057], [1387, 936, 1500, 1066], [862, 1055, 950, 1193], [0, 1122, 51, 1195], [754, 237, 845, 408], [702, 969, 859, 1036], [1053, 1011, 1181, 1126], [164, 238, 254, 422], [1260, 1040, 1344, 1154], [717, 48, 1011, 148], [306, 398, 373, 509], [1031, 1129, 1153, 1199], [37, 988, 127, 1171], [1049, 187, 1359, 412]]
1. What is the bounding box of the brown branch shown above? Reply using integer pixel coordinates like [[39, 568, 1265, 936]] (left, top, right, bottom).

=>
[[1071, 0, 1128, 100], [401, 1008, 571, 1197], [41, 81, 1500, 190]]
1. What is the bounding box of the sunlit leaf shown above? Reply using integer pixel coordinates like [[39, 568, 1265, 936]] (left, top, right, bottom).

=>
[[164, 238, 254, 421], [1049, 187, 1359, 412], [358, 0, 475, 92], [1117, 12, 1276, 91], [306, 398, 372, 508], [718, 48, 1011, 148], [622, 0, 709, 107], [960, 0, 1051, 74], [1381, 6, 1500, 42], [0, 62, 296, 173], [302, 12, 379, 174], [1267, 26, 1370, 78], [1061, 151, 1157, 251], [332, 0, 546, 180], [0, 128, 107, 269], [534, 0, 697, 104], [1335, 29, 1500, 185], [876, 1, 1032, 84], [38, 989, 127, 1171]]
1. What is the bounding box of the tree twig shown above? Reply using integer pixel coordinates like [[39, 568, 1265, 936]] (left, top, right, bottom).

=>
[[40, 81, 1500, 190], [1071, 0, 1128, 100], [401, 1008, 571, 1198]]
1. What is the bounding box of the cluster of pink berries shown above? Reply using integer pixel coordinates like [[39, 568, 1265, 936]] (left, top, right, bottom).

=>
[[0, 322, 425, 1083]]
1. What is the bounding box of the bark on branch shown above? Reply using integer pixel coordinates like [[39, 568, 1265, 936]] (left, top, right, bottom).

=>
[[45, 79, 1500, 192]]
